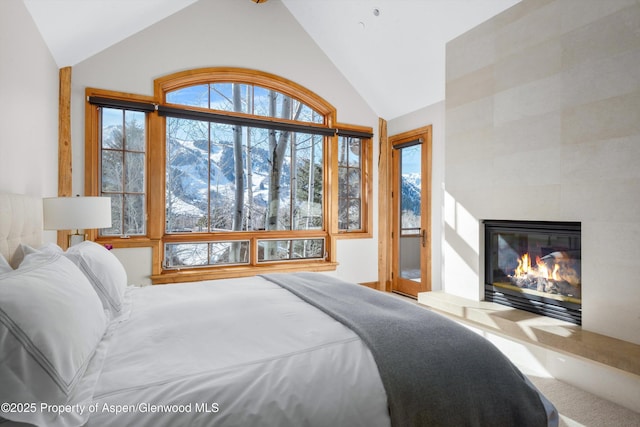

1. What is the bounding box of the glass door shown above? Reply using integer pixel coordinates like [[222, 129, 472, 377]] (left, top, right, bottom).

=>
[[391, 127, 431, 297]]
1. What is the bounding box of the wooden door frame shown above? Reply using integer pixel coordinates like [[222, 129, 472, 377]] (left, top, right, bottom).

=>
[[378, 125, 432, 295]]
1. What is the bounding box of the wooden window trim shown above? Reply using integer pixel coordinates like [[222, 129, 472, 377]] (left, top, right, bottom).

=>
[[84, 88, 155, 243], [152, 260, 339, 284], [154, 67, 337, 127], [85, 69, 373, 285], [333, 123, 373, 239], [155, 68, 339, 281]]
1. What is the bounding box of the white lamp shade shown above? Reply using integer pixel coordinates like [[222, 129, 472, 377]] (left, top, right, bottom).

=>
[[43, 197, 112, 230]]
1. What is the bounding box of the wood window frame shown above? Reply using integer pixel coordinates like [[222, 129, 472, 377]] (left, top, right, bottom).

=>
[[84, 88, 162, 270], [333, 123, 373, 239], [85, 68, 371, 284]]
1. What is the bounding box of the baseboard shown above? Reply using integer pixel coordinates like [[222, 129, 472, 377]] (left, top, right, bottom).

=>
[[359, 281, 379, 290]]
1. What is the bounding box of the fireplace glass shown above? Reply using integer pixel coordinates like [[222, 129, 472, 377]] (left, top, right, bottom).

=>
[[484, 220, 581, 324]]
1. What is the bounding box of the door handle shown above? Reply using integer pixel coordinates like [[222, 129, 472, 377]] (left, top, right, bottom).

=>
[[421, 229, 427, 248]]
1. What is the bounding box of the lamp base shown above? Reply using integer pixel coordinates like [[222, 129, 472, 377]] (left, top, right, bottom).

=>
[[68, 231, 87, 247]]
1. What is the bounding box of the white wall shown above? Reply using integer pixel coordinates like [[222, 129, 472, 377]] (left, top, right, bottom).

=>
[[71, 0, 379, 284], [0, 0, 58, 199], [388, 101, 445, 291], [444, 0, 640, 344]]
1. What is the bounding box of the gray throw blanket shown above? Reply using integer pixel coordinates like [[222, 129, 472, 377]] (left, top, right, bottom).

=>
[[262, 272, 555, 427]]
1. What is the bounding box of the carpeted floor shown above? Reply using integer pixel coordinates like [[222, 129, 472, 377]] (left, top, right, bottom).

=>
[[387, 291, 640, 426], [526, 375, 640, 427]]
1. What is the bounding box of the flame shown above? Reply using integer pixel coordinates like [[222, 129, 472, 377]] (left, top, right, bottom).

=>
[[514, 253, 561, 281], [515, 253, 531, 275]]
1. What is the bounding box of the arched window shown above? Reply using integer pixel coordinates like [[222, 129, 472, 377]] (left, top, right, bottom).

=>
[[85, 68, 371, 283]]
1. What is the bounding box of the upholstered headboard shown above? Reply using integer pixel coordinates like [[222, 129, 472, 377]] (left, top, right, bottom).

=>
[[0, 193, 43, 264]]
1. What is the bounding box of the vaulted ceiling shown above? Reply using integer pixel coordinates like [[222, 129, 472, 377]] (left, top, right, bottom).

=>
[[23, 0, 519, 119]]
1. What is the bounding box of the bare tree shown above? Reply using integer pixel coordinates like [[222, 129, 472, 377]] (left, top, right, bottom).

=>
[[266, 93, 290, 231], [266, 92, 303, 231], [305, 136, 316, 232], [245, 86, 254, 230], [232, 84, 244, 231], [230, 84, 245, 262]]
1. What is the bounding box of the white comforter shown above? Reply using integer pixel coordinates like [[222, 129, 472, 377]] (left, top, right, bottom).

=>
[[87, 276, 391, 427]]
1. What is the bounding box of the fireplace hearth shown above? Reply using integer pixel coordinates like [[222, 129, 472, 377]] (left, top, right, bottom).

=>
[[484, 220, 581, 325]]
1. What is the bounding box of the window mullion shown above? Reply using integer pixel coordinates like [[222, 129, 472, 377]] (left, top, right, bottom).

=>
[[345, 140, 350, 229], [290, 132, 296, 231], [207, 121, 212, 233], [120, 111, 127, 236]]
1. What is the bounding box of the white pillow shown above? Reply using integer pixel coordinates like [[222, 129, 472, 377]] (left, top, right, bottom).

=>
[[10, 242, 63, 269], [0, 252, 108, 427], [65, 241, 128, 316], [0, 254, 11, 273], [16, 244, 64, 271]]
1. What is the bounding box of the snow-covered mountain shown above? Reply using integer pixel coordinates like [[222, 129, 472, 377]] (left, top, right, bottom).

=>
[[165, 135, 297, 231], [401, 173, 421, 215]]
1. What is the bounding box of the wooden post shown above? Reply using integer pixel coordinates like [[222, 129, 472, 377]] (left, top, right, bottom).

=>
[[377, 118, 391, 291], [58, 66, 72, 249]]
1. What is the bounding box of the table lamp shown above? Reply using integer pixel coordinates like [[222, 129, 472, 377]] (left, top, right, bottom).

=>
[[43, 196, 112, 246]]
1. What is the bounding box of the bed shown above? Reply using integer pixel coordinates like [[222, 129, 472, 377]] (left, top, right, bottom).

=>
[[0, 193, 558, 427]]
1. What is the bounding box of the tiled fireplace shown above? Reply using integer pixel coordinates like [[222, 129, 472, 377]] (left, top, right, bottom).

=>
[[484, 220, 581, 325], [443, 0, 640, 345]]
